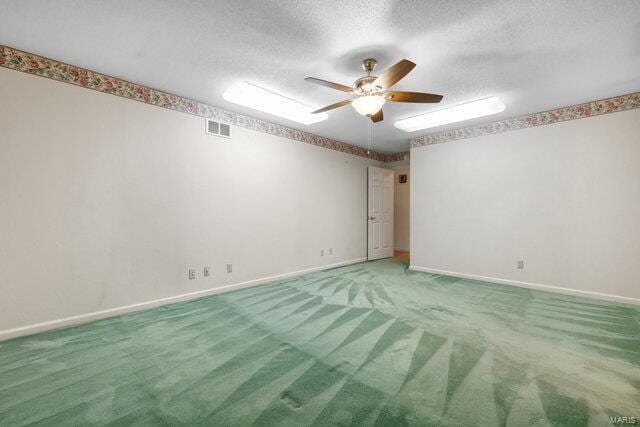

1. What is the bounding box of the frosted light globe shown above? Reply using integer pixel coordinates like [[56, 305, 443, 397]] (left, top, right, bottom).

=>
[[352, 95, 385, 116]]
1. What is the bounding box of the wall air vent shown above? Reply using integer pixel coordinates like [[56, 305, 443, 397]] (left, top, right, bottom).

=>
[[205, 119, 231, 138]]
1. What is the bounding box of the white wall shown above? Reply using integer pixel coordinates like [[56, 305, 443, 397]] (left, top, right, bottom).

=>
[[411, 108, 640, 303], [393, 166, 410, 252], [0, 68, 380, 336]]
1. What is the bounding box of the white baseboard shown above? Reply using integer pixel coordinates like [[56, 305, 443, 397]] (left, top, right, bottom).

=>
[[0, 258, 367, 342], [409, 265, 640, 305]]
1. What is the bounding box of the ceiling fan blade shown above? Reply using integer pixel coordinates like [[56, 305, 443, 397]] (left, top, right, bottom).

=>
[[373, 59, 416, 91], [386, 91, 443, 103], [305, 77, 353, 93], [312, 99, 352, 114], [370, 108, 383, 123]]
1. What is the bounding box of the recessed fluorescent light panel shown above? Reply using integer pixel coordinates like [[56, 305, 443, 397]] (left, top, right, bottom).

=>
[[223, 81, 328, 125], [394, 96, 505, 132]]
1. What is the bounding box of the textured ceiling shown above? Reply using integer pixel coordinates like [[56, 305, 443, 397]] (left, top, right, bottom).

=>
[[1, 0, 639, 153]]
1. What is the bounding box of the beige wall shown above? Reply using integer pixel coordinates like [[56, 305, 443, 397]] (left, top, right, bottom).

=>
[[0, 68, 381, 337], [410, 108, 640, 303], [394, 166, 410, 252]]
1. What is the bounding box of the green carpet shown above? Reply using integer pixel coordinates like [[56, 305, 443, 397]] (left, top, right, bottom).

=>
[[0, 259, 638, 426]]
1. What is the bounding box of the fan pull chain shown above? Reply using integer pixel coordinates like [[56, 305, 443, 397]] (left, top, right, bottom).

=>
[[367, 119, 372, 155]]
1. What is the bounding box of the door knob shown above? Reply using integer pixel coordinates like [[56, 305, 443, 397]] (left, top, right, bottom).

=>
[[369, 216, 376, 220]]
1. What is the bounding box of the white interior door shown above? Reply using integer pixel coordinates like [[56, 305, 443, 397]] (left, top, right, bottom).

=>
[[368, 166, 394, 260]]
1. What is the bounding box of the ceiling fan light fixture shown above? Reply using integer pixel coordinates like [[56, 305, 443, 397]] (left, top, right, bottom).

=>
[[305, 58, 442, 123], [394, 96, 505, 132], [223, 81, 328, 125], [352, 95, 385, 116]]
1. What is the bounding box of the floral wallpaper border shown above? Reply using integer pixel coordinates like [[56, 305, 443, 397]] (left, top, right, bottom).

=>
[[0, 44, 398, 162], [3, 44, 637, 158], [410, 92, 640, 148], [382, 151, 409, 163]]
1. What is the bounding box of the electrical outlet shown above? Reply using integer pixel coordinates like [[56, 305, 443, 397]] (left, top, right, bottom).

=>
[[329, 248, 333, 255], [517, 260, 524, 270], [320, 249, 324, 256], [204, 266, 210, 277], [188, 269, 196, 280], [226, 264, 233, 273]]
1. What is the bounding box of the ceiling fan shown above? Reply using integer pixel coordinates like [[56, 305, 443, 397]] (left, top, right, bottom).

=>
[[305, 58, 443, 123]]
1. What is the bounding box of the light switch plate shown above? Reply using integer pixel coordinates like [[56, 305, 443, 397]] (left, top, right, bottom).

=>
[[188, 269, 196, 279]]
